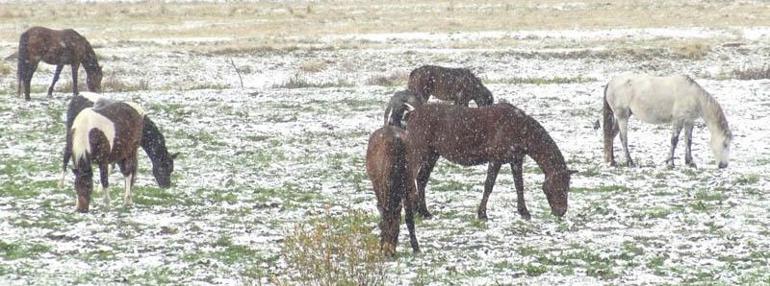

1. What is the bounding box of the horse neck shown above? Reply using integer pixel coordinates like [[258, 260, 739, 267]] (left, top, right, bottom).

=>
[[523, 120, 568, 176], [141, 117, 169, 166], [82, 44, 100, 73], [696, 91, 731, 139]]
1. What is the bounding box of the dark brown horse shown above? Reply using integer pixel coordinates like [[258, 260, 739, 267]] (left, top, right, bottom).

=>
[[407, 65, 494, 106], [402, 103, 573, 251], [59, 93, 177, 189], [17, 26, 102, 100], [406, 103, 573, 219], [68, 100, 144, 212], [366, 126, 420, 255]]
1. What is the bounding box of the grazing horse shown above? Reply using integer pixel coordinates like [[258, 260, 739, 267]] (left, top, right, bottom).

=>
[[403, 103, 573, 251], [17, 26, 103, 100], [603, 73, 732, 168], [407, 65, 494, 106], [366, 126, 419, 255], [68, 100, 145, 212], [383, 90, 423, 128], [59, 92, 177, 189]]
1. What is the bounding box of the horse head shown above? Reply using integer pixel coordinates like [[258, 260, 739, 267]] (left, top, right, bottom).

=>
[[86, 65, 103, 93], [711, 131, 732, 169], [386, 90, 423, 128], [72, 165, 93, 213], [542, 170, 575, 217], [153, 152, 178, 188]]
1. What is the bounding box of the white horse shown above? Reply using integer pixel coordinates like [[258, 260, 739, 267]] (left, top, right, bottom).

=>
[[602, 73, 732, 168]]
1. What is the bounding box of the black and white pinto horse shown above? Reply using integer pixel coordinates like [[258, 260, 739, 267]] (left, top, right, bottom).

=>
[[60, 92, 177, 190], [68, 99, 147, 212], [603, 73, 732, 168]]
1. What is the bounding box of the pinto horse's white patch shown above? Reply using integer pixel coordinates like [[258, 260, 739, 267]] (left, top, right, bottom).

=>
[[78, 92, 104, 104], [71, 108, 115, 163], [125, 102, 146, 117]]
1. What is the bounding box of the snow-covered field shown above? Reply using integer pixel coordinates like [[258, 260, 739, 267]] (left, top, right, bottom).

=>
[[1, 4, 770, 285]]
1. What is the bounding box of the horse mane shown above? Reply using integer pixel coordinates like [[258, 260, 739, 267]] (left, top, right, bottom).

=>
[[510, 107, 569, 174], [78, 32, 100, 72], [689, 77, 732, 140], [141, 116, 171, 165]]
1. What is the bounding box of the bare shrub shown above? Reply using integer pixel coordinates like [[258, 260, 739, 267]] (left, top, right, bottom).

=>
[[274, 73, 354, 89], [299, 60, 328, 73], [672, 42, 711, 60], [732, 65, 770, 80], [276, 210, 388, 286], [365, 71, 408, 86]]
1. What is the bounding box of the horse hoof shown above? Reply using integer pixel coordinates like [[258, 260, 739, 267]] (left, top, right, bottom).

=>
[[687, 162, 697, 168], [519, 210, 531, 220], [477, 212, 488, 221], [418, 210, 433, 219]]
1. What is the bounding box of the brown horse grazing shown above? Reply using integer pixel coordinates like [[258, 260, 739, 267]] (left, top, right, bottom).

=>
[[366, 126, 420, 255], [68, 100, 144, 212], [17, 26, 103, 101], [407, 65, 494, 106], [59, 93, 177, 189], [405, 103, 573, 223], [383, 90, 423, 128]]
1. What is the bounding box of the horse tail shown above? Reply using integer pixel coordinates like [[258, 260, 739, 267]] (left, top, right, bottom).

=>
[[602, 83, 616, 165], [17, 31, 29, 98]]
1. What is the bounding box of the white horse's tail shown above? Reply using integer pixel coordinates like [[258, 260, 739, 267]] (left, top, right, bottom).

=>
[[602, 84, 615, 164], [695, 82, 732, 168]]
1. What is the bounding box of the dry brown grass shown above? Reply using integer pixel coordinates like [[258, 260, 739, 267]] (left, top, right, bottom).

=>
[[1, 1, 767, 46]]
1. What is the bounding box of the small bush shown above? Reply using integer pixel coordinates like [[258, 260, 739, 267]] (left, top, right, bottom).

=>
[[732, 65, 770, 80], [274, 73, 355, 89], [299, 60, 328, 73], [276, 210, 387, 286], [0, 61, 11, 76], [365, 71, 408, 86], [672, 42, 711, 60]]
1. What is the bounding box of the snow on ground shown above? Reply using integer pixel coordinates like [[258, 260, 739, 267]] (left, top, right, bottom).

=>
[[0, 27, 769, 284]]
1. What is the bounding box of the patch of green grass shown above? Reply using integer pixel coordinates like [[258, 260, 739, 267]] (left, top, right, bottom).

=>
[[133, 186, 187, 206], [694, 190, 725, 201], [734, 174, 759, 185], [523, 263, 548, 276], [636, 207, 671, 219], [0, 240, 51, 260], [570, 185, 629, 193]]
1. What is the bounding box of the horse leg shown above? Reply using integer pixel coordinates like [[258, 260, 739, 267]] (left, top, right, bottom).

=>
[[404, 148, 424, 253], [416, 152, 439, 219], [684, 123, 697, 168], [604, 119, 620, 166], [511, 156, 531, 220], [477, 162, 501, 220], [48, 65, 64, 97], [666, 121, 683, 168], [23, 63, 38, 101], [99, 162, 111, 207], [617, 117, 635, 167], [70, 63, 80, 95], [118, 158, 136, 206]]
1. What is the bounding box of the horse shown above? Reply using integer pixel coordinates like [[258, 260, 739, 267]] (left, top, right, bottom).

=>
[[603, 73, 732, 168], [366, 126, 420, 255], [68, 100, 146, 212], [402, 103, 573, 251], [383, 90, 422, 128], [407, 65, 494, 107], [17, 26, 103, 101], [59, 92, 177, 189]]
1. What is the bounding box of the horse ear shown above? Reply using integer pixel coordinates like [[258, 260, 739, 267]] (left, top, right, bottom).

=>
[[171, 152, 180, 159], [569, 169, 579, 175]]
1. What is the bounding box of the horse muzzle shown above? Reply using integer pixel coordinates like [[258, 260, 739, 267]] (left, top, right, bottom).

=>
[[718, 162, 728, 169]]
